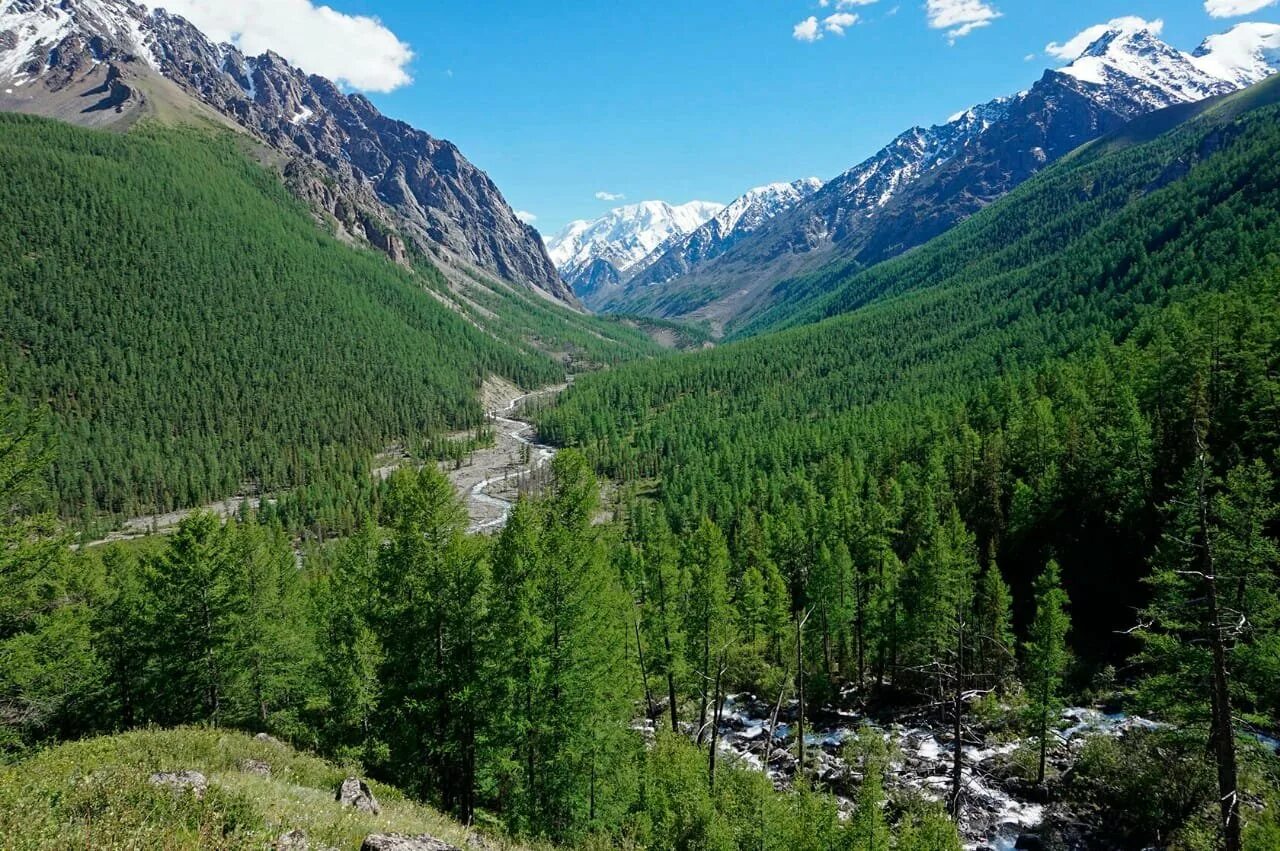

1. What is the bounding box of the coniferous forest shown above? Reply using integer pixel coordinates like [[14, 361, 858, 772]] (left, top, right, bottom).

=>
[[4, 43, 1280, 851]]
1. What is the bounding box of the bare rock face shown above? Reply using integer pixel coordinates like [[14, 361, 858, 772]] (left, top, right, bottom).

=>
[[148, 770, 207, 799], [360, 836, 461, 851], [336, 776, 381, 814], [0, 0, 570, 302]]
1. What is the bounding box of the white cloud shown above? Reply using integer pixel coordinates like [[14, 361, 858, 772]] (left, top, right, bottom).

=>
[[1045, 16, 1163, 61], [819, 0, 878, 6], [595, 191, 626, 202], [793, 16, 822, 42], [926, 0, 1001, 42], [1024, 53, 1037, 61], [160, 0, 414, 92], [823, 12, 860, 35], [1205, 0, 1278, 16], [794, 7, 864, 42], [514, 210, 537, 225]]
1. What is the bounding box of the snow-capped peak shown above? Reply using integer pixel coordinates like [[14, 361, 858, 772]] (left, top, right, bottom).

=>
[[547, 199, 725, 278], [1058, 25, 1235, 107], [709, 178, 823, 238], [0, 0, 160, 80], [1192, 22, 1280, 89]]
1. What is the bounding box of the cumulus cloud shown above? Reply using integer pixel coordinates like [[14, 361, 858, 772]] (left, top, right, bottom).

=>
[[793, 16, 822, 42], [1045, 16, 1163, 61], [514, 210, 538, 225], [794, 9, 864, 42], [823, 12, 860, 35], [818, 0, 878, 7], [926, 0, 1001, 42], [160, 0, 414, 92], [1205, 0, 1278, 16], [595, 191, 626, 202]]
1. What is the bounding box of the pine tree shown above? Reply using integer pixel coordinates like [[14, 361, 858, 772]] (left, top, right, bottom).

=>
[[228, 518, 311, 732], [490, 452, 636, 841], [146, 513, 239, 726], [974, 562, 1016, 692], [1023, 560, 1070, 786], [373, 465, 487, 820], [847, 729, 891, 851], [314, 522, 383, 760], [0, 388, 95, 748], [682, 517, 734, 746]]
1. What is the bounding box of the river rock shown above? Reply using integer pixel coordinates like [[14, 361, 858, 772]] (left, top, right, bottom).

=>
[[337, 776, 381, 814], [148, 770, 207, 799], [360, 836, 461, 851], [1015, 835, 1046, 851]]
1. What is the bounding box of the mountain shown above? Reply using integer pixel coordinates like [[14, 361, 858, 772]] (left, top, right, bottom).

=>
[[625, 178, 823, 294], [0, 0, 572, 301], [1191, 21, 1280, 88], [540, 71, 1280, 665], [546, 200, 723, 307], [598, 22, 1280, 331]]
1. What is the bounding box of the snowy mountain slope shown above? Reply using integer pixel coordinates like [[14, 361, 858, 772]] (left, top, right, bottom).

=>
[[1191, 22, 1280, 88], [547, 200, 724, 306], [599, 21, 1280, 330], [628, 178, 824, 292], [0, 0, 571, 301]]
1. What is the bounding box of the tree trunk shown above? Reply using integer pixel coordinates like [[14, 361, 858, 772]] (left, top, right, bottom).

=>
[[708, 654, 725, 790], [796, 613, 807, 781], [635, 618, 655, 717], [1195, 436, 1242, 851], [950, 619, 965, 819]]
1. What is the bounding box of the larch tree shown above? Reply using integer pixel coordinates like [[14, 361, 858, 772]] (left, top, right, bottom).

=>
[[1023, 559, 1070, 786]]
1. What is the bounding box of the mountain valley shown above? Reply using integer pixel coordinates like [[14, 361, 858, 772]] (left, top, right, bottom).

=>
[[4, 4, 1280, 851]]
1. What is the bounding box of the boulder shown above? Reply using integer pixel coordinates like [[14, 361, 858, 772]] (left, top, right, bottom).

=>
[[255, 732, 284, 745], [242, 758, 272, 776], [360, 836, 461, 851], [148, 770, 207, 799], [1014, 835, 1046, 851], [336, 776, 381, 814], [274, 830, 310, 850]]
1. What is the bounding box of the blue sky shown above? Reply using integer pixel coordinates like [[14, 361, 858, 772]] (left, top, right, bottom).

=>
[[172, 1, 1280, 234]]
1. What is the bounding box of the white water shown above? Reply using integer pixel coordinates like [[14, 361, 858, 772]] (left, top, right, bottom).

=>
[[715, 695, 1164, 849]]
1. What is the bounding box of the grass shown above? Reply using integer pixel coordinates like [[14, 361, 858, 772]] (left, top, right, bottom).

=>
[[0, 728, 542, 850]]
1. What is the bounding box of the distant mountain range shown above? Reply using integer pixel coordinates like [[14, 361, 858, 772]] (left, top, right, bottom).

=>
[[0, 0, 573, 302], [547, 200, 725, 307], [552, 21, 1280, 331]]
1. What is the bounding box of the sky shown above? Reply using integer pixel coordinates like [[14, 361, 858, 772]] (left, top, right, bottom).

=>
[[161, 0, 1280, 235]]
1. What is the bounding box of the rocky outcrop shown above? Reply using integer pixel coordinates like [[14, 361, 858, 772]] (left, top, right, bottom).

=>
[[336, 776, 381, 814], [148, 770, 207, 799], [0, 0, 570, 302], [360, 836, 461, 851]]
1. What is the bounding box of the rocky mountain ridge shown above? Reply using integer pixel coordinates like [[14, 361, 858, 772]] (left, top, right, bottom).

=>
[[592, 22, 1280, 328], [0, 0, 572, 301], [546, 199, 724, 306]]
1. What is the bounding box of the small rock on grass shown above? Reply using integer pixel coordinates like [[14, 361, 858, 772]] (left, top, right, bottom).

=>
[[361, 836, 461, 851], [148, 770, 207, 799], [336, 776, 381, 814]]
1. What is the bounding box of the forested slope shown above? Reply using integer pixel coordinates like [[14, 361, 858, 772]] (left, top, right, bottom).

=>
[[0, 115, 652, 519], [537, 75, 1280, 661], [737, 76, 1280, 337]]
